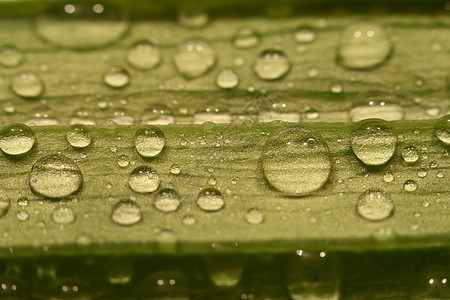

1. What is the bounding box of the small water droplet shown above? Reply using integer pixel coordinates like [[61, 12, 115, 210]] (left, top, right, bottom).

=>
[[103, 66, 130, 88], [111, 200, 141, 226], [177, 10, 209, 28], [182, 215, 196, 226], [173, 39, 216, 79], [436, 171, 444, 178], [402, 146, 419, 164], [29, 155, 83, 198], [350, 91, 403, 122], [253, 50, 291, 80], [52, 206, 75, 224], [434, 114, 450, 145], [194, 104, 231, 124], [294, 25, 316, 43], [329, 81, 343, 94], [357, 189, 393, 221], [232, 27, 260, 48], [0, 199, 11, 217], [154, 189, 181, 212], [66, 124, 92, 149], [245, 208, 264, 224], [128, 166, 160, 194], [16, 210, 29, 221], [0, 123, 35, 156], [170, 164, 181, 175], [17, 197, 29, 207], [141, 104, 174, 125], [383, 172, 394, 183], [135, 126, 165, 158], [337, 19, 392, 69], [206, 256, 244, 287], [117, 155, 130, 168], [418, 168, 428, 178], [262, 126, 331, 195], [403, 180, 418, 192], [216, 69, 239, 89], [0, 46, 24, 68], [197, 188, 224, 212], [126, 40, 162, 70], [11, 72, 44, 98], [350, 119, 397, 166]]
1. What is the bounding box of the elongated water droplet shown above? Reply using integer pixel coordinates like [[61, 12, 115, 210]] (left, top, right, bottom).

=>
[[0, 123, 35, 156], [0, 199, 11, 217], [350, 119, 397, 166], [294, 25, 316, 43], [245, 208, 264, 224], [135, 126, 165, 157], [29, 155, 83, 198], [232, 27, 260, 48], [66, 124, 92, 149], [434, 114, 450, 145], [141, 105, 174, 125], [126, 40, 162, 70], [357, 189, 393, 221], [402, 146, 419, 164], [0, 46, 24, 68], [35, 2, 129, 49], [216, 69, 239, 89], [197, 188, 224, 211], [194, 104, 231, 124], [337, 19, 392, 69], [403, 180, 417, 192], [52, 206, 75, 224], [177, 10, 209, 28], [103, 66, 129, 88], [111, 200, 141, 226], [154, 189, 181, 212], [253, 50, 291, 81], [350, 91, 403, 122], [11, 72, 44, 98], [173, 39, 216, 79], [128, 166, 160, 194], [262, 126, 331, 195]]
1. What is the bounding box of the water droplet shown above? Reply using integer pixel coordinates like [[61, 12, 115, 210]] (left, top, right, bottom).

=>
[[197, 188, 224, 212], [253, 50, 291, 81], [52, 206, 75, 224], [182, 215, 196, 226], [0, 123, 35, 156], [35, 2, 129, 49], [436, 171, 444, 178], [141, 271, 189, 299], [170, 164, 181, 175], [177, 10, 209, 28], [117, 155, 130, 168], [206, 255, 244, 287], [329, 81, 343, 94], [0, 46, 24, 68], [154, 189, 181, 213], [418, 168, 428, 178], [111, 200, 141, 226], [232, 27, 260, 48], [357, 189, 393, 221], [383, 172, 394, 183], [16, 210, 29, 221], [350, 119, 397, 166], [350, 91, 403, 122], [294, 25, 316, 43], [337, 19, 392, 69], [402, 146, 419, 164], [103, 66, 130, 88], [245, 208, 264, 224], [29, 155, 83, 198], [173, 39, 216, 79], [194, 104, 231, 124], [11, 72, 44, 98], [17, 197, 29, 207], [66, 124, 92, 149], [216, 69, 239, 89], [262, 126, 331, 195], [126, 40, 162, 70], [403, 180, 417, 192], [141, 104, 174, 125], [434, 114, 450, 145], [128, 166, 160, 194], [135, 126, 165, 158], [0, 199, 11, 217]]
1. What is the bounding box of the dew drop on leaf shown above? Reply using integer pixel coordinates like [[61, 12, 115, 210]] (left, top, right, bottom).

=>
[[11, 72, 44, 99], [173, 39, 216, 79], [128, 166, 160, 194], [111, 200, 142, 226], [356, 189, 393, 221], [253, 50, 291, 81], [134, 126, 165, 158], [0, 123, 35, 156], [197, 188, 224, 212]]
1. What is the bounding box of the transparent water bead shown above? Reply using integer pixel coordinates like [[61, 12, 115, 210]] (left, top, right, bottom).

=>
[[350, 119, 397, 166], [66, 124, 92, 149], [216, 69, 239, 89], [103, 66, 130, 88], [253, 50, 291, 80], [111, 200, 142, 226], [337, 19, 392, 69], [261, 126, 331, 195], [11, 72, 44, 98], [434, 114, 450, 145], [0, 46, 24, 68], [154, 188, 181, 212], [402, 146, 419, 164], [134, 126, 165, 158], [173, 39, 216, 79], [34, 2, 129, 49], [403, 180, 418, 192], [141, 104, 174, 125], [52, 206, 75, 224], [29, 155, 83, 198], [128, 166, 160, 194], [245, 208, 264, 225], [197, 188, 224, 212], [177, 10, 209, 28], [126, 40, 162, 70], [0, 123, 35, 156], [294, 25, 316, 43], [232, 27, 260, 48], [350, 91, 403, 122], [357, 189, 393, 221]]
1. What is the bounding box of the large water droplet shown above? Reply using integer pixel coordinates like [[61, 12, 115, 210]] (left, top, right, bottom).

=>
[[357, 189, 393, 221], [154, 188, 181, 212], [253, 50, 291, 81], [232, 27, 260, 48], [173, 39, 216, 79], [350, 119, 397, 166], [52, 206, 75, 224], [135, 126, 165, 158], [337, 19, 392, 69], [103, 66, 130, 88], [0, 123, 35, 156], [350, 91, 403, 122], [66, 124, 92, 149], [35, 2, 129, 49], [197, 188, 224, 211], [434, 114, 450, 146], [11, 72, 44, 98], [216, 69, 239, 89], [128, 166, 160, 194], [0, 46, 24, 68], [111, 200, 142, 226], [262, 126, 331, 195], [29, 155, 83, 198], [126, 40, 162, 70]]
